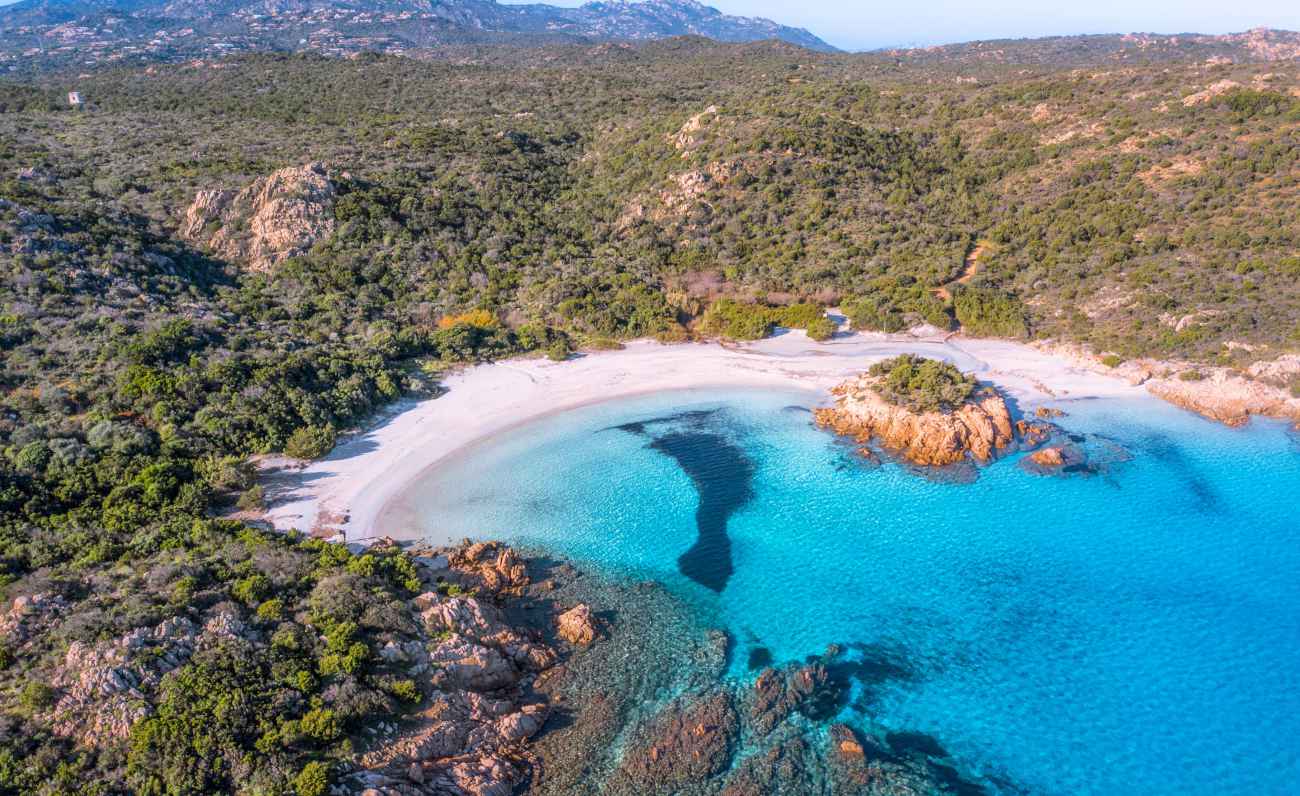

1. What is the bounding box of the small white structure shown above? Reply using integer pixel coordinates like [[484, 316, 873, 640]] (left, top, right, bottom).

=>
[[67, 91, 82, 107]]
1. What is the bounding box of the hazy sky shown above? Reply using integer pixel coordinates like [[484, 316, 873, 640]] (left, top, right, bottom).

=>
[[504, 0, 1300, 51]]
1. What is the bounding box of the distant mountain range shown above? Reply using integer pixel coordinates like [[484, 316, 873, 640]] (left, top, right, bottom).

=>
[[0, 0, 837, 69], [2, 0, 1298, 73], [880, 28, 1300, 66]]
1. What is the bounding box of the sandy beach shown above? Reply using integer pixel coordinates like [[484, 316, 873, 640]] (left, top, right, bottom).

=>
[[258, 328, 1147, 544]]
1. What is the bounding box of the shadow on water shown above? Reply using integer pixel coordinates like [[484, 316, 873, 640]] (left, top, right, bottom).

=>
[[1132, 432, 1221, 513], [609, 409, 756, 592]]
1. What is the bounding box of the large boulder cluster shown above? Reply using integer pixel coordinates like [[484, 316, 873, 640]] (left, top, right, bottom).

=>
[[182, 162, 337, 272]]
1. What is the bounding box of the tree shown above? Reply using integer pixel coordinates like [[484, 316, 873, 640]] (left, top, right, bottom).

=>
[[285, 425, 337, 460]]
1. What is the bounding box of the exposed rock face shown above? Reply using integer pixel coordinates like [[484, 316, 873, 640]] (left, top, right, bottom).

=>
[[44, 610, 246, 746], [350, 542, 561, 796], [0, 592, 67, 651], [1146, 371, 1300, 427], [1182, 79, 1242, 106], [182, 162, 336, 271], [555, 603, 598, 646], [447, 541, 531, 596], [1034, 341, 1300, 426], [814, 374, 1015, 466]]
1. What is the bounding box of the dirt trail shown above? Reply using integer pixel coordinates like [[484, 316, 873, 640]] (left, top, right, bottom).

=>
[[935, 241, 988, 302]]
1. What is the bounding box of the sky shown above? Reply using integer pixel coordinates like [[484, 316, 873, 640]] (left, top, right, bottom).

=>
[[503, 0, 1300, 51]]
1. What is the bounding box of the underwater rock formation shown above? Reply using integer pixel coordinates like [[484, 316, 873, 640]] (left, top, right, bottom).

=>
[[615, 409, 755, 592]]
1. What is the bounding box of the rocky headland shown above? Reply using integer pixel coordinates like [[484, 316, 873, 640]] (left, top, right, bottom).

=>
[[1036, 342, 1300, 428], [10, 536, 993, 796]]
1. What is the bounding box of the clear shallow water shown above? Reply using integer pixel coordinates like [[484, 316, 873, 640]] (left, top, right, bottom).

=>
[[401, 388, 1300, 796]]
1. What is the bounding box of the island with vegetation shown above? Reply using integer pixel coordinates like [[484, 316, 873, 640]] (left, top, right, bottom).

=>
[[814, 355, 1020, 467]]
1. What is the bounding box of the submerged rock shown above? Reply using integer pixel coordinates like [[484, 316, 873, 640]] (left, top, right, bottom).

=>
[[748, 663, 829, 735], [1029, 446, 1066, 467], [614, 689, 740, 793]]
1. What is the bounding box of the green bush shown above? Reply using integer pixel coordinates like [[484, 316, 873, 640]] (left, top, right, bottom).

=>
[[298, 707, 341, 743], [285, 425, 337, 460], [698, 299, 776, 340], [236, 485, 266, 511], [19, 682, 55, 712], [256, 598, 285, 622], [953, 287, 1028, 338], [868, 354, 980, 414], [295, 762, 330, 796], [843, 278, 952, 334], [1101, 354, 1124, 368], [232, 574, 271, 606], [805, 317, 837, 341], [383, 678, 421, 703], [546, 339, 572, 362]]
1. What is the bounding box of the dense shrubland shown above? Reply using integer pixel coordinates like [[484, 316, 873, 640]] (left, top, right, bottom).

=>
[[868, 355, 982, 414], [0, 37, 1296, 792]]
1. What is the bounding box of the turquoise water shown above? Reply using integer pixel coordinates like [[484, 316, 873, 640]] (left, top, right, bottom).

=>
[[400, 388, 1300, 795]]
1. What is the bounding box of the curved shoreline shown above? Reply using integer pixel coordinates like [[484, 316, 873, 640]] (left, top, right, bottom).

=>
[[260, 330, 1149, 542]]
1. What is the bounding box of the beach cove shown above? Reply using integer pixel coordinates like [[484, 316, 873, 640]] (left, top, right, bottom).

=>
[[261, 329, 1149, 543]]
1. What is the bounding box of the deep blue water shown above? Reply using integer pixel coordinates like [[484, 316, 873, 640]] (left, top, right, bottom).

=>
[[399, 388, 1300, 795]]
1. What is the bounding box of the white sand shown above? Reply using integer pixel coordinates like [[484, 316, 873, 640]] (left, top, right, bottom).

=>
[[260, 329, 1145, 544]]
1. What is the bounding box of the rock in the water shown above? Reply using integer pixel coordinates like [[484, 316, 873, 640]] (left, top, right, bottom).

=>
[[616, 689, 739, 792], [748, 663, 828, 736], [556, 603, 598, 646], [1029, 446, 1066, 467], [815, 374, 1015, 466]]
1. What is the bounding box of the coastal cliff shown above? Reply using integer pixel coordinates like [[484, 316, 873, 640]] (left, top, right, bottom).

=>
[[813, 360, 1016, 467]]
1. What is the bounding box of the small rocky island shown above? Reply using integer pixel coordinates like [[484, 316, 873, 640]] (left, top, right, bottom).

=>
[[815, 355, 1019, 467]]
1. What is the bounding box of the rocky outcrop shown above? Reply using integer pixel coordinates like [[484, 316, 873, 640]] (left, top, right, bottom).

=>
[[555, 603, 598, 646], [182, 162, 336, 271], [814, 374, 1015, 466], [1029, 446, 1066, 467], [445, 541, 531, 596], [44, 609, 246, 746], [347, 541, 563, 796], [1146, 371, 1300, 428], [0, 592, 67, 651], [748, 662, 829, 736], [1034, 341, 1300, 427]]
